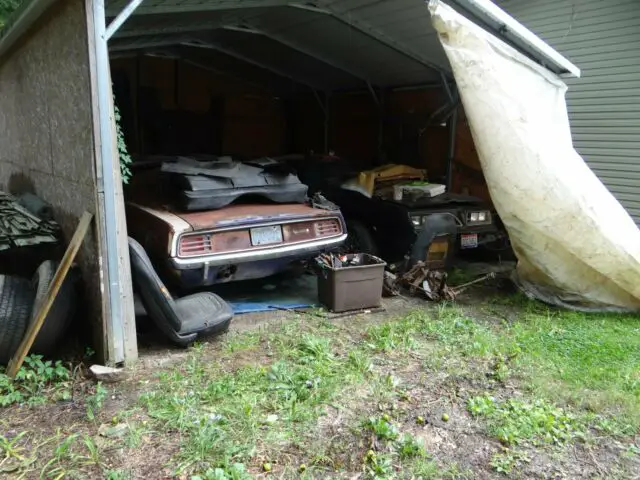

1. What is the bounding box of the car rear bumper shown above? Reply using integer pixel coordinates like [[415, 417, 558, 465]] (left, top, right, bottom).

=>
[[167, 234, 347, 287]]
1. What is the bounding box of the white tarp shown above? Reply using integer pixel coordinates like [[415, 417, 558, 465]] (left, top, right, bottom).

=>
[[429, 1, 640, 311]]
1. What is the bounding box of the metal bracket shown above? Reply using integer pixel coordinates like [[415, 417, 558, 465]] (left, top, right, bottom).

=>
[[313, 89, 327, 115], [367, 82, 380, 107], [106, 0, 145, 41], [312, 90, 331, 153]]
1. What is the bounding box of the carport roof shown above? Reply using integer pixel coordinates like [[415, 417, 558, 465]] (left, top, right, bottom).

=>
[[0, 0, 580, 92]]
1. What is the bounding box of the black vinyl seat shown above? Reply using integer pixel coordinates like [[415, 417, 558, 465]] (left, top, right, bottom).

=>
[[128, 237, 233, 347]]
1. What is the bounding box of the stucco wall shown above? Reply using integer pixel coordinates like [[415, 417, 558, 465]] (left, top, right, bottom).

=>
[[0, 0, 102, 352]]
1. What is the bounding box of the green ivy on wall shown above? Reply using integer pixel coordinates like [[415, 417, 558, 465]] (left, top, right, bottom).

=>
[[114, 98, 132, 185], [0, 0, 19, 29]]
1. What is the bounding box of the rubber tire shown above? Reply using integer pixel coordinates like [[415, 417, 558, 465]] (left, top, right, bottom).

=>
[[29, 261, 76, 356], [0, 276, 36, 365], [345, 220, 379, 256]]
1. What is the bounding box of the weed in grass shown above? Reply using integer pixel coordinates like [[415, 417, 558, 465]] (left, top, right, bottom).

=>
[[0, 431, 34, 474], [225, 332, 261, 354], [364, 417, 399, 441], [366, 319, 417, 352], [297, 335, 333, 363], [192, 463, 250, 480], [590, 415, 636, 438], [410, 458, 472, 479], [467, 395, 583, 446], [81, 434, 102, 467], [487, 351, 518, 383], [622, 443, 640, 458], [86, 382, 108, 420], [41, 432, 105, 479], [395, 434, 426, 460], [105, 469, 133, 480], [0, 355, 71, 406], [347, 350, 372, 375], [364, 450, 394, 479], [490, 448, 531, 474]]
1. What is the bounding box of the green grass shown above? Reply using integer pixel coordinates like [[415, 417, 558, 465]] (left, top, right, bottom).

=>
[[2, 292, 638, 478], [509, 310, 640, 417], [467, 395, 584, 446], [138, 326, 373, 476], [422, 299, 640, 432]]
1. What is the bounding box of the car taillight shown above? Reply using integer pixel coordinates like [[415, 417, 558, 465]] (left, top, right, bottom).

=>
[[178, 234, 212, 257], [314, 219, 341, 237]]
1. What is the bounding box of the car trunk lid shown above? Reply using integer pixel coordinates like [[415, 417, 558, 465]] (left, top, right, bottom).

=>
[[173, 203, 333, 231]]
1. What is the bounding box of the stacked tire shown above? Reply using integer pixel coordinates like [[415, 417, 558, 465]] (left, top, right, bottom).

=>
[[0, 276, 36, 364], [0, 261, 75, 365]]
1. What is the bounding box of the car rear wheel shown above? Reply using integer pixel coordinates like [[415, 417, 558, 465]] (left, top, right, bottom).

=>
[[345, 220, 379, 256]]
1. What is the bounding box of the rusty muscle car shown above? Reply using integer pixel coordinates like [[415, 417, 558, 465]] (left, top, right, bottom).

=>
[[125, 157, 347, 289]]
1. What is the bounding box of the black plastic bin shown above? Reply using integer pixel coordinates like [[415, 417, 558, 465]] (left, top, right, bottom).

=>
[[317, 254, 386, 313]]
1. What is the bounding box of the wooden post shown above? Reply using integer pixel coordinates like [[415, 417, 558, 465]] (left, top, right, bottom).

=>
[[6, 211, 93, 378]]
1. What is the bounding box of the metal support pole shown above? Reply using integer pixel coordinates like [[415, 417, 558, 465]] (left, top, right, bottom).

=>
[[105, 0, 145, 40], [90, 0, 134, 363], [378, 90, 385, 163], [324, 93, 330, 154], [366, 82, 380, 106], [440, 71, 454, 102], [313, 89, 327, 115], [446, 107, 458, 192]]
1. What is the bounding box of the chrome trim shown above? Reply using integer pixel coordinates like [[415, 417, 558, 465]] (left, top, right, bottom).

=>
[[465, 210, 493, 226], [411, 212, 464, 228], [188, 215, 343, 235], [174, 215, 343, 258], [171, 233, 347, 268]]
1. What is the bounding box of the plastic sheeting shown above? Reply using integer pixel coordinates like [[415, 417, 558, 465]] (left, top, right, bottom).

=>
[[429, 1, 640, 312]]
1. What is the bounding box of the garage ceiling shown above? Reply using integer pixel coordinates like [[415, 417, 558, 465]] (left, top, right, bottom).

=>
[[105, 0, 578, 93]]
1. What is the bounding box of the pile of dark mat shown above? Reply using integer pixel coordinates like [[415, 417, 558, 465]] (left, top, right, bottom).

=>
[[0, 192, 59, 252], [160, 156, 309, 211]]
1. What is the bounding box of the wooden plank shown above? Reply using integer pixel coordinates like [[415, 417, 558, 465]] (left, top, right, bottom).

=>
[[6, 211, 93, 378]]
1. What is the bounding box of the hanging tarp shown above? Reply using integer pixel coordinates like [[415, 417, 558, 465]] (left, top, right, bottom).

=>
[[429, 1, 640, 312]]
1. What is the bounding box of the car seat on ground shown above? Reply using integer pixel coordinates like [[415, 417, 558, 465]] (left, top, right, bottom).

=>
[[128, 237, 233, 347]]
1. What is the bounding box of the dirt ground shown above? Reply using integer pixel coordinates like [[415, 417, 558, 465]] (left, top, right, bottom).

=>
[[1, 282, 639, 479]]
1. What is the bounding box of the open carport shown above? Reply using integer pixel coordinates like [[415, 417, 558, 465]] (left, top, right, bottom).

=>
[[0, 0, 578, 365]]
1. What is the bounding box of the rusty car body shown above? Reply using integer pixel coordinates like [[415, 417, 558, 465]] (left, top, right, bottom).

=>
[[125, 165, 347, 289]]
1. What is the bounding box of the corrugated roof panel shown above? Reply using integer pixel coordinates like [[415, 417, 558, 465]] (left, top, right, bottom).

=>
[[207, 28, 362, 89], [105, 0, 578, 90]]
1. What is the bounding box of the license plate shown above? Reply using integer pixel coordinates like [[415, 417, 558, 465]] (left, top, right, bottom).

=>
[[460, 233, 478, 249], [250, 225, 283, 246]]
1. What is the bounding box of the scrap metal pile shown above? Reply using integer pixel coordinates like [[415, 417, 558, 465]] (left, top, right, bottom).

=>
[[384, 262, 496, 301], [0, 192, 60, 252]]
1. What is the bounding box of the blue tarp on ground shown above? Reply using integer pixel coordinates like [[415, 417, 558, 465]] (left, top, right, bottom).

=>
[[213, 273, 319, 314]]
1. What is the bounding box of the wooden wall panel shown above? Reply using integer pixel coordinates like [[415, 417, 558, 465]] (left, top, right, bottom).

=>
[[387, 88, 449, 181], [452, 107, 491, 202], [223, 95, 286, 158]]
